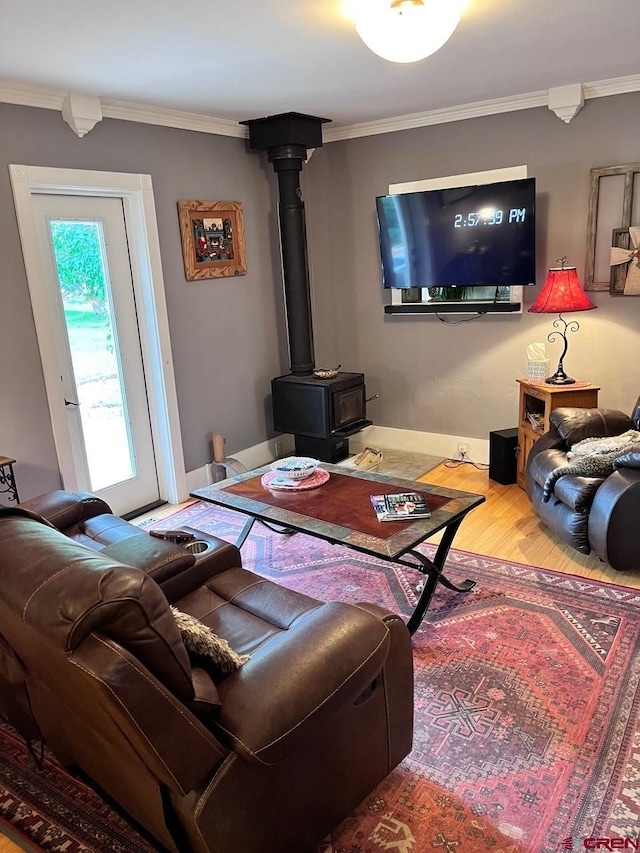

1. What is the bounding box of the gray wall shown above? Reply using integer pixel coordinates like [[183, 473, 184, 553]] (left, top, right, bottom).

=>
[[304, 93, 640, 439], [2, 94, 639, 500], [0, 103, 288, 499]]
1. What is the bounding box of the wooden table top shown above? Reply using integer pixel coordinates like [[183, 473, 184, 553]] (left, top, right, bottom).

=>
[[192, 462, 484, 561]]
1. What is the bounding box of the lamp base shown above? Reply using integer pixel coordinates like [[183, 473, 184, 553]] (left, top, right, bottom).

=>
[[545, 369, 576, 385], [545, 377, 576, 385]]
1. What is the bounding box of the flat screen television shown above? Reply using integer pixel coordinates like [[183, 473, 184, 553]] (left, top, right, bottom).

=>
[[375, 177, 536, 289]]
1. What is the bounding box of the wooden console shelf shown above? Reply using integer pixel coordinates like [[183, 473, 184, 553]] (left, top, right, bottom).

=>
[[516, 379, 600, 489]]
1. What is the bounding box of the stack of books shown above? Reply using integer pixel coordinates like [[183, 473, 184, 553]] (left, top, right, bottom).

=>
[[525, 410, 544, 430]]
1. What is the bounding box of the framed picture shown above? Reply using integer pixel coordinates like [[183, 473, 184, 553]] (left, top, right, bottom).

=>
[[178, 200, 247, 280]]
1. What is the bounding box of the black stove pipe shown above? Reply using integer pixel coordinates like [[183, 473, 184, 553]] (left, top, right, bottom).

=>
[[270, 144, 314, 375], [240, 113, 330, 376]]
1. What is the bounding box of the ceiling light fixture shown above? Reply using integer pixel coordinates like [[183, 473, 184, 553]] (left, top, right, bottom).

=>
[[354, 0, 463, 64]]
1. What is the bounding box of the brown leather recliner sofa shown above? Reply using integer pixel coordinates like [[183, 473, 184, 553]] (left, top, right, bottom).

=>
[[0, 491, 414, 853], [526, 399, 640, 572]]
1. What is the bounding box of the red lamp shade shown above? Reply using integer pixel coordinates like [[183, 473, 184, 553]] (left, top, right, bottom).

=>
[[528, 265, 596, 314]]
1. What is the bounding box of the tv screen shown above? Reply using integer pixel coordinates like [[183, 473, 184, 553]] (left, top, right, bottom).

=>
[[376, 177, 536, 289]]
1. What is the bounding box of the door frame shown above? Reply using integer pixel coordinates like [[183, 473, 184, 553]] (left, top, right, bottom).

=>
[[9, 164, 188, 506]]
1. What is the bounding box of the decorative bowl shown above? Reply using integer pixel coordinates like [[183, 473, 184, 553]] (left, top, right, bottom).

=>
[[271, 456, 319, 480], [313, 364, 341, 379]]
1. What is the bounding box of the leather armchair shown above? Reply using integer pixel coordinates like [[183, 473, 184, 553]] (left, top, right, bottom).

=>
[[526, 398, 640, 572], [0, 494, 414, 853]]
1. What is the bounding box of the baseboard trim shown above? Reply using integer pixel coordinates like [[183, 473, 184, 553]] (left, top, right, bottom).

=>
[[350, 426, 489, 465]]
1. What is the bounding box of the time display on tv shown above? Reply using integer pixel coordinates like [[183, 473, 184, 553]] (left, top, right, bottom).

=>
[[453, 208, 527, 227]]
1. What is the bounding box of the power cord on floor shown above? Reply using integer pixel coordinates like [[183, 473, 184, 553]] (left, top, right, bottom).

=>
[[444, 451, 489, 470]]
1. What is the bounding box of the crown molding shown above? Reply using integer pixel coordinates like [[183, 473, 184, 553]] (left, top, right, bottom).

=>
[[0, 80, 67, 110], [100, 99, 246, 138], [583, 74, 640, 99], [0, 81, 247, 139], [324, 74, 640, 142], [323, 90, 549, 142], [1, 74, 639, 143]]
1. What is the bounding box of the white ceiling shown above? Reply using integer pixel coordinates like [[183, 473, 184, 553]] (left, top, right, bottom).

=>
[[1, 0, 639, 136]]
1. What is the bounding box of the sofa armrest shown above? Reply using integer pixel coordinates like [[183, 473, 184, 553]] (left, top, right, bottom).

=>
[[158, 537, 243, 602], [353, 602, 413, 767], [101, 528, 241, 602], [525, 428, 566, 498], [101, 535, 194, 587], [212, 602, 391, 765], [549, 408, 634, 445], [19, 490, 112, 531], [613, 446, 640, 469], [589, 465, 640, 572]]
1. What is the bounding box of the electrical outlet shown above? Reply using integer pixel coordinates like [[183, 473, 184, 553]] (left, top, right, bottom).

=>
[[457, 442, 469, 458], [274, 440, 284, 458]]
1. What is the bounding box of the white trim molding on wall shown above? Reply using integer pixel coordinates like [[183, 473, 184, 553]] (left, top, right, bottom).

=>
[[1, 74, 639, 141], [0, 81, 246, 139], [9, 164, 189, 505]]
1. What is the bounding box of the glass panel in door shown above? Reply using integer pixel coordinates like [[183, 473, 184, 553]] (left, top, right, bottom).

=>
[[49, 220, 135, 491]]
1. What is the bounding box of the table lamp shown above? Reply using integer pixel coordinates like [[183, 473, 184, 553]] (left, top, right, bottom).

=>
[[528, 257, 596, 385]]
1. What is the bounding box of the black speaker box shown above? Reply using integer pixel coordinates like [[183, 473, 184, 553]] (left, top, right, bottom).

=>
[[489, 428, 518, 485]]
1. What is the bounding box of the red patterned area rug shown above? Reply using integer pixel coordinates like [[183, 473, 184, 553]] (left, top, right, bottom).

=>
[[0, 723, 158, 853], [1, 500, 639, 853]]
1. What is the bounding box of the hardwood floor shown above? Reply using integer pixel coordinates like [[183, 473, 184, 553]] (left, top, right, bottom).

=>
[[1, 459, 637, 852], [0, 833, 33, 853], [419, 460, 640, 589]]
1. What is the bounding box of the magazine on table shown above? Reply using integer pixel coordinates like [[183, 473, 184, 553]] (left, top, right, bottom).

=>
[[370, 491, 431, 522]]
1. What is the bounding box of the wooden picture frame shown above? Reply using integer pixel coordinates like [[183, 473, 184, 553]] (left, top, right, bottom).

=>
[[178, 200, 247, 280], [584, 162, 640, 292]]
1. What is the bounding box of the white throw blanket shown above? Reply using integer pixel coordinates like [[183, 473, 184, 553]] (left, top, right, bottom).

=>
[[542, 429, 640, 502], [567, 429, 640, 461]]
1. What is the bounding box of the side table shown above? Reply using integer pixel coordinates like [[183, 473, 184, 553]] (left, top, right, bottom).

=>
[[516, 380, 600, 489], [0, 456, 19, 503]]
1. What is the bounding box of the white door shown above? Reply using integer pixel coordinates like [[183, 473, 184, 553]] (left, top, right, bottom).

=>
[[31, 194, 160, 515]]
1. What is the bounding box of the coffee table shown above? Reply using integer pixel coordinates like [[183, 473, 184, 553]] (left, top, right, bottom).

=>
[[191, 463, 485, 635]]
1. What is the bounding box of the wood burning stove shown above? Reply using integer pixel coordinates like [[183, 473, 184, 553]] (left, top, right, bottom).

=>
[[241, 112, 374, 462], [272, 372, 371, 462]]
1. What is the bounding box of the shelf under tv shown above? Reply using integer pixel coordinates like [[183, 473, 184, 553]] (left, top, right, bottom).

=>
[[384, 302, 522, 315]]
